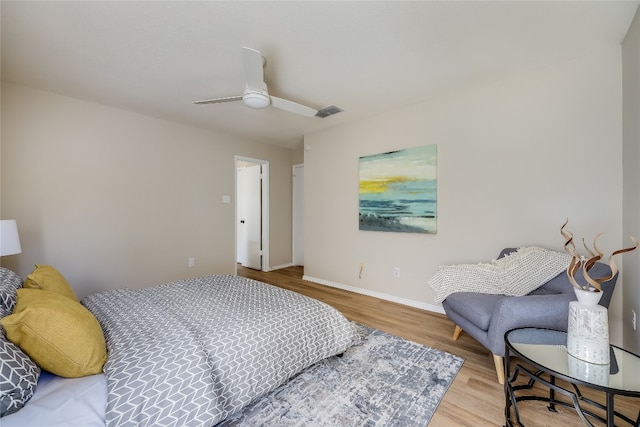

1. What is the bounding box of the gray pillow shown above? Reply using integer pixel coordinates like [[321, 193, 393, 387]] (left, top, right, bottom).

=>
[[0, 267, 39, 417], [0, 331, 41, 417], [0, 268, 23, 318]]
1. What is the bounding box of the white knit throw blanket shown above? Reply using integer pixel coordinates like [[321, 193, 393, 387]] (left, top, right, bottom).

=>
[[428, 247, 572, 303]]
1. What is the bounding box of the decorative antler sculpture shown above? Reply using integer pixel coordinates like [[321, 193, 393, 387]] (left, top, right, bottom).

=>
[[560, 219, 638, 292]]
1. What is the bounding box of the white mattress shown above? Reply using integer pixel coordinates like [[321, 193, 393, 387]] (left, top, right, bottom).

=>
[[2, 371, 106, 427]]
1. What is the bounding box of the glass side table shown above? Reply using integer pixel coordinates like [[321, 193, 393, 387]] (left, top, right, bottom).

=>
[[504, 327, 640, 427]]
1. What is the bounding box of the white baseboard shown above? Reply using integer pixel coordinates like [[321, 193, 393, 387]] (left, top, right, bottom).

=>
[[268, 262, 295, 272], [302, 275, 445, 315]]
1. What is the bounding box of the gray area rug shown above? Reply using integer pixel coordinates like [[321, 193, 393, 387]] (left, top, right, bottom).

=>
[[218, 324, 464, 426]]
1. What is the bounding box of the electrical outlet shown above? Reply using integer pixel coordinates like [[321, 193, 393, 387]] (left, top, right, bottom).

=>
[[188, 258, 195, 268], [393, 267, 400, 278], [633, 309, 637, 331]]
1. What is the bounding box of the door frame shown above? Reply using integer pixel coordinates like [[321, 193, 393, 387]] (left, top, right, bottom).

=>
[[292, 163, 304, 266], [234, 155, 270, 273]]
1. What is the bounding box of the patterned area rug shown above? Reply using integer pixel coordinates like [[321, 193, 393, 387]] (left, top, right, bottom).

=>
[[218, 325, 464, 426]]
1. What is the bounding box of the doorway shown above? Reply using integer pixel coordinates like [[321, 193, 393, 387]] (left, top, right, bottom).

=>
[[235, 156, 269, 272]]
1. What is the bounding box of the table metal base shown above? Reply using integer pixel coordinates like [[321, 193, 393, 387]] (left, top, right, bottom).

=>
[[504, 359, 640, 427]]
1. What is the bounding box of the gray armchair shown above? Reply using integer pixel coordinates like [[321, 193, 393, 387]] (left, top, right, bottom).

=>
[[441, 248, 617, 384]]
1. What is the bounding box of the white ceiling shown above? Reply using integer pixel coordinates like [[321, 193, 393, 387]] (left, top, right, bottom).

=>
[[2, 1, 638, 150]]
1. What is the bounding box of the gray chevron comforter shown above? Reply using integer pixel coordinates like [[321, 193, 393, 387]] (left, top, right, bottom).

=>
[[82, 275, 359, 427]]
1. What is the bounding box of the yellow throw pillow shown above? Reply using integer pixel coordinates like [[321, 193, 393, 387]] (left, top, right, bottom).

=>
[[0, 288, 107, 378], [24, 265, 79, 302]]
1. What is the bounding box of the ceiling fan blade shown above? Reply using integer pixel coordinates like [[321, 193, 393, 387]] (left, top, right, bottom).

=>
[[242, 47, 267, 93], [193, 96, 243, 105], [195, 47, 331, 118], [270, 96, 318, 117]]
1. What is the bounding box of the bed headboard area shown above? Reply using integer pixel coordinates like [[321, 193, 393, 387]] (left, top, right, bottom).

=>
[[1, 266, 108, 417]]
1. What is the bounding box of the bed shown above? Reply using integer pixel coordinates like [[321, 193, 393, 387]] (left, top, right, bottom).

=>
[[0, 267, 360, 426]]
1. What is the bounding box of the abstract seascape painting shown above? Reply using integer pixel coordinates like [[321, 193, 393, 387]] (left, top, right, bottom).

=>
[[359, 145, 437, 234]]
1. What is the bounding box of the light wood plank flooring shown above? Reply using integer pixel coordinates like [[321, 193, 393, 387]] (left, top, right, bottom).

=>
[[238, 265, 639, 427]]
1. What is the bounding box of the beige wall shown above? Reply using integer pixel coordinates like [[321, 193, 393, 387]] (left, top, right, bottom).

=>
[[291, 145, 305, 165], [304, 46, 628, 345], [1, 82, 294, 299], [623, 8, 640, 354]]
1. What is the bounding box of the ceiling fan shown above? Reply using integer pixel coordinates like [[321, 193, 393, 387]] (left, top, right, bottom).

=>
[[193, 47, 341, 118]]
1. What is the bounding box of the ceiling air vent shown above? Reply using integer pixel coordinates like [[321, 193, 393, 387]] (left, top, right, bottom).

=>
[[315, 105, 343, 118]]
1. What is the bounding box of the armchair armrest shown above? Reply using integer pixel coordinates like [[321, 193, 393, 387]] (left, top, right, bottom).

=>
[[486, 293, 573, 356]]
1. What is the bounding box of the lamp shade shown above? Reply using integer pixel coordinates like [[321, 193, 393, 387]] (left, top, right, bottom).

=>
[[0, 220, 22, 256]]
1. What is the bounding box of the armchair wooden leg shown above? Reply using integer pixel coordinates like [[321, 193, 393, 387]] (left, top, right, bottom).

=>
[[493, 354, 505, 385], [452, 325, 463, 341]]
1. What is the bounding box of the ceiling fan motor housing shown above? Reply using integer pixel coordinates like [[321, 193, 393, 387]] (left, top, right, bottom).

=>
[[243, 88, 270, 109]]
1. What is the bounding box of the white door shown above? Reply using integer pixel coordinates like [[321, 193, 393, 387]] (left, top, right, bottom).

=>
[[293, 164, 304, 266], [238, 164, 262, 270]]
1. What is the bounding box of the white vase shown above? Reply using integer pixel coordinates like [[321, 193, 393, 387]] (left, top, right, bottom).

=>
[[566, 288, 610, 364], [573, 288, 603, 306], [567, 353, 609, 386]]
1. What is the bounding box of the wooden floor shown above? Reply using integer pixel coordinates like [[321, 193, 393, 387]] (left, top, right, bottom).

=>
[[238, 265, 639, 427]]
